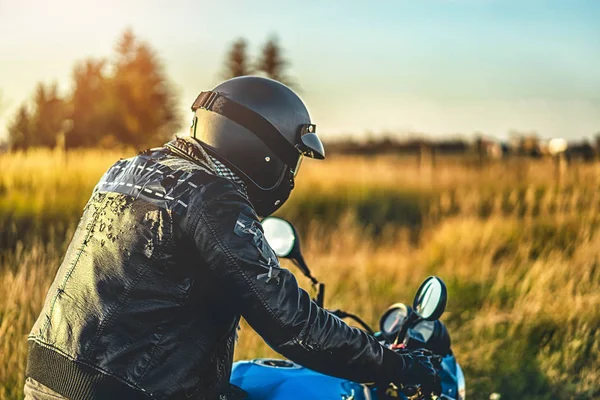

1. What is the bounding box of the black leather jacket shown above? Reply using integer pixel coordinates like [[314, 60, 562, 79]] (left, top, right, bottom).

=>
[[26, 137, 406, 399]]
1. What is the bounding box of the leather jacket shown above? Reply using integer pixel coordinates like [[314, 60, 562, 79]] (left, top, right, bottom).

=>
[[26, 137, 406, 399]]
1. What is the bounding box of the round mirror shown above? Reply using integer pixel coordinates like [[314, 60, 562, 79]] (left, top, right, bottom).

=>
[[262, 217, 296, 258], [413, 276, 447, 321]]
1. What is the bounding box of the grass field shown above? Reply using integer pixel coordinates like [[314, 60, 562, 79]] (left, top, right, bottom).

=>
[[1, 148, 599, 399]]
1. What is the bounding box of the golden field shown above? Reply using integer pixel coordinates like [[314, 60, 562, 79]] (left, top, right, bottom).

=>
[[1, 148, 599, 400]]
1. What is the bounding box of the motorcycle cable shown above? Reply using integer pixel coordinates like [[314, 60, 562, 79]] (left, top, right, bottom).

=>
[[290, 258, 326, 307], [329, 309, 375, 335]]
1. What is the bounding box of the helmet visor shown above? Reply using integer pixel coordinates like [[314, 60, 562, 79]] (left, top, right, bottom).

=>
[[296, 125, 325, 160]]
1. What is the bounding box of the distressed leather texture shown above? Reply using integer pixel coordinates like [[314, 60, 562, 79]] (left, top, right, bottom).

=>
[[27, 138, 404, 399]]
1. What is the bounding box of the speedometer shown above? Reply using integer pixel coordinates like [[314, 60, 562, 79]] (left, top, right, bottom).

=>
[[379, 303, 411, 340]]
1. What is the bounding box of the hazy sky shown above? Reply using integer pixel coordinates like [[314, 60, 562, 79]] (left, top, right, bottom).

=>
[[1, 0, 599, 140]]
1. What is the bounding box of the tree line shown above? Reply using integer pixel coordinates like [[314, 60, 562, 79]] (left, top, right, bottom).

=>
[[6, 32, 293, 150], [222, 36, 294, 87]]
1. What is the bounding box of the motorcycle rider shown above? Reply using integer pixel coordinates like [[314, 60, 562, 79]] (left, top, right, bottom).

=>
[[25, 76, 440, 399]]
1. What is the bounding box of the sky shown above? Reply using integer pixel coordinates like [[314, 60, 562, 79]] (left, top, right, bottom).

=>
[[0, 0, 599, 141]]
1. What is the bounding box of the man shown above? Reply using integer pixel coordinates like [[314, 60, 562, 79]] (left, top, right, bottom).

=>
[[25, 76, 439, 399]]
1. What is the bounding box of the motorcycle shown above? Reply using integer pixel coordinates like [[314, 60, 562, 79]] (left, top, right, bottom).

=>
[[230, 217, 466, 400]]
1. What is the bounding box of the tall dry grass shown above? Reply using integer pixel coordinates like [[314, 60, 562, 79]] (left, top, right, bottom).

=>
[[1, 149, 599, 399]]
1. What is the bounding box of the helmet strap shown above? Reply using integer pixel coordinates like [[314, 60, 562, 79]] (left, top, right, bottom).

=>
[[192, 91, 301, 167]]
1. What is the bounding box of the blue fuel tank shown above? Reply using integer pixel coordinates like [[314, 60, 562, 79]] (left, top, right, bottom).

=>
[[230, 359, 375, 400], [231, 355, 461, 400]]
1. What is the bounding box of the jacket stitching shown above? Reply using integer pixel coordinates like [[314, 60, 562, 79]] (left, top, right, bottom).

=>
[[135, 214, 173, 384], [201, 191, 318, 351], [83, 193, 162, 356], [136, 327, 168, 383], [39, 195, 104, 337], [186, 183, 237, 230], [83, 259, 154, 358], [199, 212, 287, 332]]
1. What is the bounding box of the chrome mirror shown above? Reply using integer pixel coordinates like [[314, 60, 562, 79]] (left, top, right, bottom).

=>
[[262, 217, 296, 258], [413, 276, 447, 321]]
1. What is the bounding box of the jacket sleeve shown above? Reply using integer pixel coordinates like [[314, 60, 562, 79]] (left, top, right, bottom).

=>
[[183, 182, 406, 385]]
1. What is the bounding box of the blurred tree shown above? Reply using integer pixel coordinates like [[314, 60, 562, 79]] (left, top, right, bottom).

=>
[[67, 58, 112, 148], [222, 38, 252, 79], [256, 35, 294, 87], [110, 29, 180, 148], [7, 104, 33, 150], [7, 29, 180, 150], [30, 83, 69, 148]]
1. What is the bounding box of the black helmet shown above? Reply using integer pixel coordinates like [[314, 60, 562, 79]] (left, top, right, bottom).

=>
[[189, 76, 325, 216]]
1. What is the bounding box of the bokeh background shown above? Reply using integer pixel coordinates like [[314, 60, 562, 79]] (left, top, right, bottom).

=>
[[1, 1, 599, 399]]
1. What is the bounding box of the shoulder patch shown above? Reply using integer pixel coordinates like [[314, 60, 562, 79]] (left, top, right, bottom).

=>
[[234, 213, 261, 238]]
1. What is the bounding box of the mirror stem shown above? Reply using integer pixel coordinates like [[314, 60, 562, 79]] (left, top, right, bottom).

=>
[[394, 312, 420, 346], [291, 256, 323, 307], [293, 255, 319, 286], [316, 283, 325, 307]]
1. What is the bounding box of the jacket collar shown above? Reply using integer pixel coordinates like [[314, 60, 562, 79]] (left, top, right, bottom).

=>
[[165, 136, 217, 171], [165, 136, 248, 195]]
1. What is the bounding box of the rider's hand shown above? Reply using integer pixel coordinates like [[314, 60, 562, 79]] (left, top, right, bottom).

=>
[[399, 349, 442, 397]]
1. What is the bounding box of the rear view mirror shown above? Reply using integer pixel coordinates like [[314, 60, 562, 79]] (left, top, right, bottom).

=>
[[413, 276, 447, 321], [261, 217, 325, 307], [262, 217, 297, 258]]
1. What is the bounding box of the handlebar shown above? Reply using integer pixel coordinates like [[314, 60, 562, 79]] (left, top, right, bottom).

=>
[[386, 350, 443, 400], [330, 310, 448, 400]]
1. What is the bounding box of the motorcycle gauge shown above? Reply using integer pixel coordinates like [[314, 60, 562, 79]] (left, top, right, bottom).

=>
[[380, 303, 411, 340]]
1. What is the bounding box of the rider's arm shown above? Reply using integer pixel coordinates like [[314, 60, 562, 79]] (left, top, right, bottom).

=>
[[183, 182, 407, 385]]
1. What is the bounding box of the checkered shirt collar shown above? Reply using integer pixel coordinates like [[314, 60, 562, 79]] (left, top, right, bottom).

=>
[[165, 137, 247, 195], [208, 155, 247, 193]]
